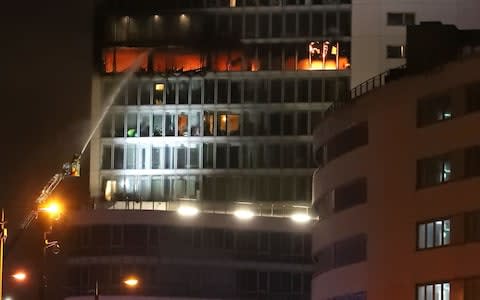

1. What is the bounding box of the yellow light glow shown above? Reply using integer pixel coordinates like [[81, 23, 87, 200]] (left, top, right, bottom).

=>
[[12, 271, 27, 282], [39, 201, 63, 219], [290, 213, 311, 223], [123, 277, 139, 287], [234, 209, 254, 220], [155, 83, 164, 91], [177, 206, 199, 217]]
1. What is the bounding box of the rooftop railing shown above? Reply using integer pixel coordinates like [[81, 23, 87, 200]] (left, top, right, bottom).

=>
[[323, 64, 407, 118]]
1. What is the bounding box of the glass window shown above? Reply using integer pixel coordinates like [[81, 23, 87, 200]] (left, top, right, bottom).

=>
[[178, 113, 189, 136], [312, 12, 323, 36], [152, 147, 161, 169], [258, 14, 269, 38], [204, 111, 215, 136], [270, 79, 282, 102], [140, 83, 151, 105], [231, 80, 242, 103], [153, 113, 163, 136], [216, 144, 228, 168], [325, 78, 337, 102], [417, 283, 449, 300], [165, 113, 175, 136], [189, 144, 200, 169], [189, 112, 201, 136], [139, 114, 150, 137], [387, 45, 405, 58], [191, 80, 202, 104], [284, 80, 295, 102], [269, 112, 281, 135], [102, 114, 113, 137], [217, 79, 228, 104], [205, 80, 215, 104], [153, 83, 164, 105], [178, 80, 189, 104], [176, 145, 187, 168], [102, 145, 112, 169], [218, 113, 240, 136], [339, 11, 351, 36], [311, 79, 323, 102], [245, 14, 256, 38], [244, 80, 255, 103], [166, 80, 176, 104], [126, 113, 137, 137], [297, 111, 308, 135], [257, 79, 268, 102], [283, 113, 294, 135], [272, 14, 282, 37], [203, 143, 214, 168], [127, 82, 138, 105], [299, 12, 310, 36], [230, 145, 241, 168], [126, 145, 136, 169], [114, 113, 125, 137], [266, 144, 281, 168], [417, 94, 452, 127], [297, 79, 309, 102], [326, 12, 338, 35], [285, 13, 297, 37], [417, 154, 453, 187], [417, 219, 451, 249], [113, 145, 124, 169]]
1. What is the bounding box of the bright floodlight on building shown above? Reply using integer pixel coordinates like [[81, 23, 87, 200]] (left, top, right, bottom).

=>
[[234, 209, 254, 220], [39, 201, 63, 220], [177, 205, 199, 217], [12, 271, 27, 282], [290, 213, 312, 223], [123, 276, 139, 288]]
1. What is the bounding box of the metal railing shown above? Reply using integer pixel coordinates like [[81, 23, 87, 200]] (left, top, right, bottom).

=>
[[323, 64, 407, 118]]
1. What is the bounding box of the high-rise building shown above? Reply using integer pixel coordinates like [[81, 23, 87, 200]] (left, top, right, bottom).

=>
[[66, 0, 352, 298], [311, 23, 480, 300]]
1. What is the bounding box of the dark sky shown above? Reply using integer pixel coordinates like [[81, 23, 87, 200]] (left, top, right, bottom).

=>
[[0, 1, 93, 299]]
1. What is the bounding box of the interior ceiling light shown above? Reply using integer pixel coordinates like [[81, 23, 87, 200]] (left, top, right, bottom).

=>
[[234, 209, 254, 220], [177, 206, 199, 217], [290, 213, 311, 223]]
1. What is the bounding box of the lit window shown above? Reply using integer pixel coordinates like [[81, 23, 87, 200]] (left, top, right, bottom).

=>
[[217, 113, 240, 136], [417, 282, 449, 300], [386, 45, 405, 58], [417, 219, 451, 249], [417, 154, 453, 188]]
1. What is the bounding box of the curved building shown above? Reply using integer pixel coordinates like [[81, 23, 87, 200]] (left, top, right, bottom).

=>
[[311, 45, 480, 299]]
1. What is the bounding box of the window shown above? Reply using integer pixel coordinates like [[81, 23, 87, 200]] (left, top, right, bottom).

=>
[[387, 12, 415, 26], [323, 122, 368, 163], [417, 93, 452, 127], [178, 113, 188, 136], [217, 113, 240, 136], [326, 177, 367, 214], [387, 45, 406, 58], [465, 146, 480, 177], [417, 219, 451, 249], [204, 111, 215, 136], [466, 81, 480, 112], [102, 145, 112, 169], [417, 154, 453, 188], [334, 234, 367, 268], [330, 291, 367, 300], [153, 83, 164, 104], [113, 145, 124, 169], [417, 282, 450, 300]]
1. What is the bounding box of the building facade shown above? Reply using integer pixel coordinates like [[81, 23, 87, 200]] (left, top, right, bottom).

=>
[[311, 40, 480, 299], [350, 0, 480, 86], [66, 0, 352, 298]]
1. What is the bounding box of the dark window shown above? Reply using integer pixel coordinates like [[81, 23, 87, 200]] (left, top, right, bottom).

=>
[[102, 146, 112, 169], [313, 245, 333, 274], [417, 93, 452, 127], [386, 45, 405, 58], [334, 178, 367, 213], [417, 219, 451, 249], [387, 12, 415, 26], [465, 146, 480, 177], [324, 122, 368, 162], [417, 153, 453, 188], [205, 80, 215, 104], [334, 234, 367, 268], [466, 81, 480, 112], [465, 211, 480, 242], [237, 270, 257, 292]]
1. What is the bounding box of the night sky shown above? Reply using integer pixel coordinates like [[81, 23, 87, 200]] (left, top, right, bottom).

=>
[[0, 1, 93, 299]]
